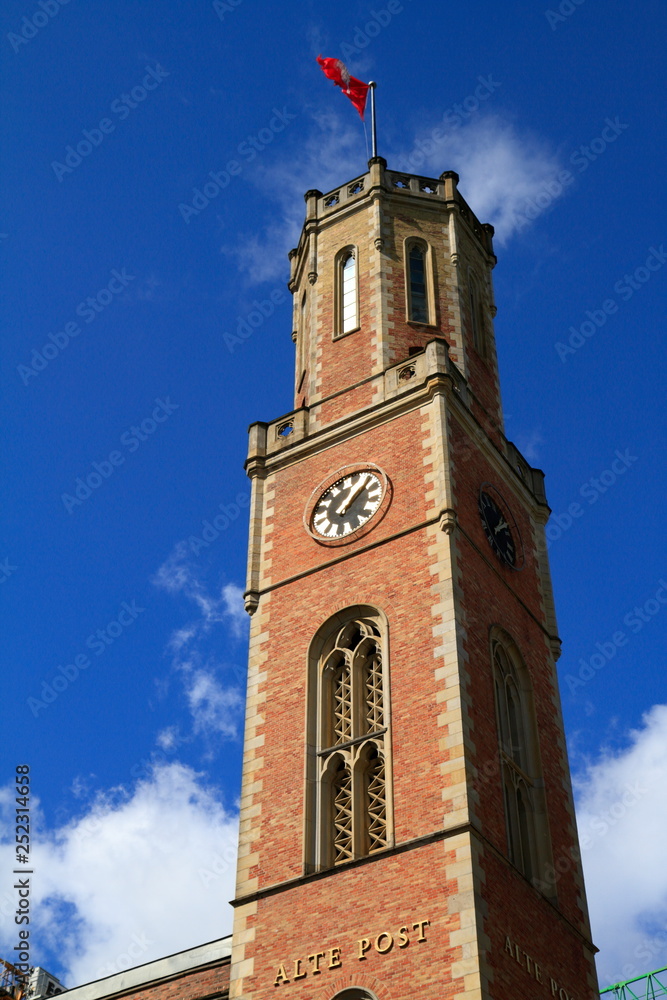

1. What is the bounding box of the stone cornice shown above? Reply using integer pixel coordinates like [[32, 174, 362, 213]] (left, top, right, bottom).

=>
[[230, 823, 595, 956], [245, 342, 549, 518]]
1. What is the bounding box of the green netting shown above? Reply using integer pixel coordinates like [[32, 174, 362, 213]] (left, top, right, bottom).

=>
[[601, 967, 667, 1000]]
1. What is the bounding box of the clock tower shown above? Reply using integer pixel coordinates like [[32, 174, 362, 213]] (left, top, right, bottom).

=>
[[229, 158, 600, 1000]]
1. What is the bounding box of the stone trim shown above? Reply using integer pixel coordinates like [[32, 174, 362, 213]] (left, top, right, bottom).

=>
[[234, 592, 271, 899], [529, 516, 594, 936], [403, 236, 437, 326], [247, 514, 561, 652], [229, 901, 257, 1000], [62, 939, 231, 1000], [258, 479, 275, 591], [333, 244, 360, 340], [369, 197, 387, 395], [231, 822, 597, 953], [247, 360, 549, 521], [314, 974, 393, 1000]]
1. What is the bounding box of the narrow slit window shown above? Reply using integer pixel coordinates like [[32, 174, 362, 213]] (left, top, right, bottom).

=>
[[297, 291, 307, 388], [341, 252, 358, 333], [408, 245, 429, 323], [470, 275, 486, 354], [492, 635, 551, 888]]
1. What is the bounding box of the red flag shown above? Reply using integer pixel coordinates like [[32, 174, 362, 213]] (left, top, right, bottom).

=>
[[317, 56, 369, 119]]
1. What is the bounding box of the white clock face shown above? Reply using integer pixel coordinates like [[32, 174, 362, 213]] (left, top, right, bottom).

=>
[[312, 471, 383, 539]]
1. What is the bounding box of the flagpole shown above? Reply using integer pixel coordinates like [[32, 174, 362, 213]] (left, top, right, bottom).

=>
[[368, 81, 377, 158]]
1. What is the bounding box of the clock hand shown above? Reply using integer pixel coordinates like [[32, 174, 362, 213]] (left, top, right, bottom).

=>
[[336, 475, 368, 515], [493, 518, 509, 534]]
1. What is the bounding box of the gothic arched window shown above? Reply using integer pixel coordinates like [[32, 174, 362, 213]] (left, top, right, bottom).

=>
[[335, 247, 359, 336], [469, 272, 486, 355], [333, 991, 379, 1000], [405, 239, 433, 324], [297, 291, 308, 392], [491, 632, 551, 885], [306, 608, 392, 870]]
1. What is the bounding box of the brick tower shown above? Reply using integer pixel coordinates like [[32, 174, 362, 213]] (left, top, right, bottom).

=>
[[230, 159, 600, 1000]]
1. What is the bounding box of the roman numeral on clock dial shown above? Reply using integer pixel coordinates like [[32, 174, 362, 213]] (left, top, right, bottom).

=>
[[312, 470, 384, 539]]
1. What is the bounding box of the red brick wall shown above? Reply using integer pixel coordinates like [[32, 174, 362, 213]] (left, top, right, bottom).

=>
[[264, 408, 429, 588], [447, 409, 598, 994], [110, 962, 230, 1000], [237, 177, 597, 1000], [448, 411, 587, 922], [313, 381, 377, 429], [293, 191, 500, 429], [240, 845, 464, 1000], [484, 858, 595, 1000]]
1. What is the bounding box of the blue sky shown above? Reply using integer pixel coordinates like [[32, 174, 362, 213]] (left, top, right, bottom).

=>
[[1, 0, 666, 989]]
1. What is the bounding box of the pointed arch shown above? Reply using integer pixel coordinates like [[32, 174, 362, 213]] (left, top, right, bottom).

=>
[[404, 238, 435, 325], [468, 269, 487, 355], [358, 740, 388, 856], [331, 990, 381, 1000], [305, 606, 393, 871], [334, 246, 359, 337], [296, 290, 308, 391], [490, 628, 553, 888]]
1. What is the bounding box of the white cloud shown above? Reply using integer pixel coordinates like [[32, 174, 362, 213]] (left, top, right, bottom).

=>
[[155, 725, 180, 751], [1, 709, 662, 994], [153, 541, 220, 623], [225, 110, 370, 285], [229, 107, 567, 287], [152, 545, 247, 743], [153, 543, 247, 637], [0, 764, 237, 989], [574, 704, 667, 984], [221, 582, 246, 637], [513, 426, 544, 464], [394, 114, 565, 243], [187, 669, 243, 740]]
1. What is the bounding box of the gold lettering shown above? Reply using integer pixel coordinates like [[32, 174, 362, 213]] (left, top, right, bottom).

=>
[[503, 932, 577, 999], [328, 947, 342, 970], [273, 965, 289, 987], [293, 959, 306, 981], [398, 926, 410, 948], [357, 938, 372, 960], [412, 919, 430, 942], [308, 952, 325, 974], [375, 932, 393, 955]]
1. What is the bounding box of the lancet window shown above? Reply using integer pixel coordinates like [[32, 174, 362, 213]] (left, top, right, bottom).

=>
[[335, 247, 359, 336], [492, 632, 551, 885], [405, 239, 433, 324], [307, 610, 392, 869], [469, 272, 486, 355]]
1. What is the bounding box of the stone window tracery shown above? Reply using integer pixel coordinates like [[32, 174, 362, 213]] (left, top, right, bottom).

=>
[[491, 632, 552, 887], [306, 609, 392, 870]]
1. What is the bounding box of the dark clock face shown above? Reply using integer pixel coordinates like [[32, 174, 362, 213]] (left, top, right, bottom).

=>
[[479, 489, 516, 567], [312, 471, 383, 539]]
